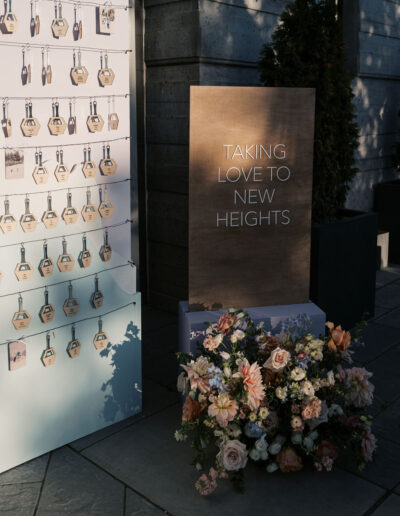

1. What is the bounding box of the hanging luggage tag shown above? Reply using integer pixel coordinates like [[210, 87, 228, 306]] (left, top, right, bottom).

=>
[[15, 245, 34, 282], [79, 235, 92, 268], [99, 185, 114, 218], [41, 48, 47, 86], [94, 318, 109, 350], [91, 275, 104, 309], [62, 191, 79, 225], [71, 49, 89, 85], [52, 1, 69, 37], [12, 294, 31, 330], [2, 99, 12, 138], [41, 333, 56, 366], [48, 101, 67, 136], [87, 100, 104, 132], [73, 2, 83, 41], [96, 3, 114, 35], [98, 53, 115, 87], [35, 0, 40, 35], [20, 195, 38, 233], [82, 146, 97, 178], [0, 197, 17, 234], [57, 238, 75, 272], [108, 96, 119, 131], [100, 230, 112, 262], [21, 101, 40, 137], [2, 0, 18, 33], [8, 340, 27, 371], [68, 325, 81, 358], [63, 282, 80, 316], [39, 241, 54, 277], [33, 150, 49, 184], [46, 47, 52, 84], [54, 149, 70, 182], [42, 193, 59, 229], [68, 99, 77, 135], [40, 288, 55, 324], [100, 144, 117, 176], [82, 189, 98, 222]]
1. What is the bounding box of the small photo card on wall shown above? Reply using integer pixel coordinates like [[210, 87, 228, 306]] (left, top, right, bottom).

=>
[[5, 149, 24, 180]]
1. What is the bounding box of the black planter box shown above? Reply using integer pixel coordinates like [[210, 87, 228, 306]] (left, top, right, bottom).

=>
[[375, 180, 400, 263], [310, 210, 378, 330]]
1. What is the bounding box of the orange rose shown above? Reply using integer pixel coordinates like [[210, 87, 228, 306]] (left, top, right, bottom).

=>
[[182, 396, 205, 422], [326, 322, 351, 352], [276, 448, 303, 472], [217, 313, 237, 335], [316, 440, 339, 460]]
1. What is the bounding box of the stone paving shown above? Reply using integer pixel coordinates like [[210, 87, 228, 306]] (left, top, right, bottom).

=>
[[1, 267, 400, 515]]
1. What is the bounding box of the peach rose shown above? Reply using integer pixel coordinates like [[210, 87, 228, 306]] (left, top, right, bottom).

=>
[[182, 396, 205, 422], [316, 440, 339, 460], [326, 322, 351, 352], [217, 313, 237, 335], [276, 448, 303, 472], [263, 347, 290, 372]]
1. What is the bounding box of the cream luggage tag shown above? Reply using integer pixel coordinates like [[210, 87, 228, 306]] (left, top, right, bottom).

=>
[[63, 282, 80, 316], [8, 340, 27, 371], [108, 96, 119, 131], [35, 1, 40, 35], [82, 146, 97, 178], [98, 53, 115, 87], [79, 235, 92, 268], [73, 3, 83, 41], [100, 144, 117, 176], [91, 275, 104, 309], [15, 245, 34, 282], [62, 192, 79, 225], [68, 99, 77, 135], [48, 101, 67, 136], [54, 149, 70, 182], [52, 1, 69, 37], [46, 48, 52, 84], [33, 150, 49, 184], [0, 197, 17, 234], [71, 50, 89, 85], [2, 0, 18, 33], [12, 294, 31, 330], [99, 185, 114, 218], [21, 101, 40, 137], [41, 333, 56, 366], [42, 193, 59, 229], [39, 242, 54, 277], [94, 318, 109, 350], [57, 238, 75, 272], [2, 99, 12, 138], [20, 196, 38, 233], [68, 325, 81, 358], [40, 288, 55, 323], [100, 230, 112, 262], [82, 189, 98, 222], [87, 101, 104, 133], [96, 3, 114, 35]]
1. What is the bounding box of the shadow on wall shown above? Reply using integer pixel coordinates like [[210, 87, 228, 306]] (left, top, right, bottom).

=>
[[100, 322, 142, 422]]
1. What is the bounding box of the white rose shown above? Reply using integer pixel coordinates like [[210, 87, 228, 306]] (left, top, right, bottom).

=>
[[291, 432, 303, 445], [269, 442, 282, 455], [290, 366, 306, 382], [300, 381, 315, 397], [249, 448, 261, 461], [231, 329, 246, 343], [276, 386, 288, 400], [264, 347, 291, 372], [266, 462, 279, 473], [220, 440, 248, 471]]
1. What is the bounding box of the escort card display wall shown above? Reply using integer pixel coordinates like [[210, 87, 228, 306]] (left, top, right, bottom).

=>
[[0, 0, 141, 474]]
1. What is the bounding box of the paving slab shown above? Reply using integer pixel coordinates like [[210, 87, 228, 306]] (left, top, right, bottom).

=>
[[373, 494, 400, 516], [36, 447, 124, 515], [376, 270, 400, 288], [375, 308, 400, 330], [83, 405, 384, 516], [373, 306, 392, 318], [126, 488, 166, 515], [396, 484, 400, 495], [353, 323, 400, 365], [0, 453, 48, 485], [0, 483, 41, 515], [375, 284, 400, 310], [374, 399, 400, 445], [364, 344, 400, 407]]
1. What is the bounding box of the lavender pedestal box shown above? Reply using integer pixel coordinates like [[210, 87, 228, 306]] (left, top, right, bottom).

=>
[[178, 301, 326, 356]]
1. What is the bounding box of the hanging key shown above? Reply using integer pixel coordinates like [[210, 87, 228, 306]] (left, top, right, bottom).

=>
[[42, 193, 59, 229], [63, 282, 80, 316], [12, 294, 31, 330], [79, 235, 92, 268], [41, 333, 56, 366], [15, 245, 34, 282], [82, 146, 97, 178], [99, 185, 114, 218], [100, 230, 112, 262], [67, 325, 81, 358], [94, 318, 109, 350], [20, 195, 38, 232], [39, 241, 54, 277], [62, 191, 79, 224], [82, 188, 98, 222], [87, 100, 104, 132], [100, 144, 117, 176], [91, 275, 104, 309], [68, 98, 77, 135], [54, 148, 70, 182], [57, 238, 75, 272]]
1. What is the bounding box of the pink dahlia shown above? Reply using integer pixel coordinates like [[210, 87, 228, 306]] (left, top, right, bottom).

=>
[[182, 356, 212, 393], [236, 358, 265, 411]]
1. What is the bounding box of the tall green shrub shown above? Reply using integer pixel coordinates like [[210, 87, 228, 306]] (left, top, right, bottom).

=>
[[259, 0, 359, 223]]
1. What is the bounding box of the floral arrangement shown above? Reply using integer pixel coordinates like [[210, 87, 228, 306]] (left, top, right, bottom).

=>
[[175, 310, 377, 495]]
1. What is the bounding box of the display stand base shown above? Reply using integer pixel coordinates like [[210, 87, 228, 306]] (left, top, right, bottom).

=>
[[178, 301, 326, 355]]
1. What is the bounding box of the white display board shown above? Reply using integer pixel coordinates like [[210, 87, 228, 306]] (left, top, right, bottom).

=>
[[0, 0, 141, 473]]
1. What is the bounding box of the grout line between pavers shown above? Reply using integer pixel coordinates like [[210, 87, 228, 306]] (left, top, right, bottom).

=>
[[336, 463, 393, 492], [0, 480, 43, 487], [375, 277, 400, 291], [362, 339, 400, 366], [363, 487, 398, 515], [33, 451, 51, 516], [68, 445, 174, 516]]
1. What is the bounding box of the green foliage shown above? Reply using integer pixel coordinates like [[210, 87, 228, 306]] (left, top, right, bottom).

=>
[[259, 0, 359, 223]]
